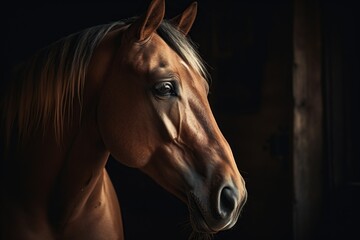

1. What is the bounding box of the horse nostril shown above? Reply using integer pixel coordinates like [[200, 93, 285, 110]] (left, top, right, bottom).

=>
[[218, 186, 237, 219]]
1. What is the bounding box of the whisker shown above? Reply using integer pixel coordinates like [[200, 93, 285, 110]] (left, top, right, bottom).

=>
[[178, 217, 214, 240], [189, 231, 214, 240], [177, 217, 193, 233]]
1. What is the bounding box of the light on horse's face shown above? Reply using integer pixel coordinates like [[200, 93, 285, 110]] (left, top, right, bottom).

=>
[[97, 18, 246, 235]]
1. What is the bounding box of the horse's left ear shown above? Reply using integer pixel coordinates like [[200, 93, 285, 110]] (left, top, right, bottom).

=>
[[170, 2, 198, 35], [127, 0, 165, 42]]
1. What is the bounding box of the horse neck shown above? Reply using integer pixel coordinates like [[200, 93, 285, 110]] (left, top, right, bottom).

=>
[[4, 99, 110, 227]]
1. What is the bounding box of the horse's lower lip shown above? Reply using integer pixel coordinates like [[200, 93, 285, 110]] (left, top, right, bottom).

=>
[[188, 193, 216, 234]]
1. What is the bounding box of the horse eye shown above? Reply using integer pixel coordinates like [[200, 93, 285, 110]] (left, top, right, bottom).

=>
[[153, 81, 177, 98]]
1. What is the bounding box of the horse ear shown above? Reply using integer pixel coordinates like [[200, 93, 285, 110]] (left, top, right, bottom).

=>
[[128, 0, 165, 42], [170, 2, 197, 35]]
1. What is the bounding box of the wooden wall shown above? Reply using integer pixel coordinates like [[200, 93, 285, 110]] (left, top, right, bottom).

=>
[[293, 0, 323, 239]]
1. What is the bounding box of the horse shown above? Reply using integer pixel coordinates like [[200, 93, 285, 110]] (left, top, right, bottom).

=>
[[0, 0, 247, 239]]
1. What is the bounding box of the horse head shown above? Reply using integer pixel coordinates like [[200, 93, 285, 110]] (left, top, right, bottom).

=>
[[97, 0, 247, 234]]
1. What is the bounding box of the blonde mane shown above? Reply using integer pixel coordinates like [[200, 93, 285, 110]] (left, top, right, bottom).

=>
[[1, 21, 124, 146]]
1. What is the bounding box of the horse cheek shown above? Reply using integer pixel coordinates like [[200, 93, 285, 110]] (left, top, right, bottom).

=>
[[97, 87, 158, 168]]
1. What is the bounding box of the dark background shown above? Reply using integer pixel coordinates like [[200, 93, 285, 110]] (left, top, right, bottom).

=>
[[1, 0, 359, 239]]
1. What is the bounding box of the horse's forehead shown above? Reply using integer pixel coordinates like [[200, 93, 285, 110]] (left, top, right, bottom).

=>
[[129, 35, 180, 70], [122, 34, 205, 91]]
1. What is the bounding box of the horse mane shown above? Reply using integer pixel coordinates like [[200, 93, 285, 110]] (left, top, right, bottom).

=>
[[1, 21, 125, 147], [1, 18, 208, 150]]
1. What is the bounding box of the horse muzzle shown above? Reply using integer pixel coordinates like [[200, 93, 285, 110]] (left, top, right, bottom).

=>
[[187, 181, 247, 233]]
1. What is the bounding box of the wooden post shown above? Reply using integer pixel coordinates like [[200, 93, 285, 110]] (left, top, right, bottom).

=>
[[293, 0, 323, 239]]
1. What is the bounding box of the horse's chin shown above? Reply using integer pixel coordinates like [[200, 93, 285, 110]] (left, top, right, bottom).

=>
[[187, 191, 238, 235], [189, 208, 215, 234], [188, 192, 217, 234]]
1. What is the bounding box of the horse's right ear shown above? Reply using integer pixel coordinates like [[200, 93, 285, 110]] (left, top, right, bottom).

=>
[[126, 0, 165, 42]]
